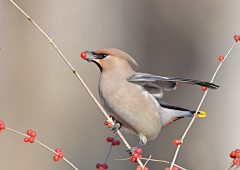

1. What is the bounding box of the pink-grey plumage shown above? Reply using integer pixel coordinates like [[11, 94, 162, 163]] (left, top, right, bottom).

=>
[[83, 48, 219, 152]]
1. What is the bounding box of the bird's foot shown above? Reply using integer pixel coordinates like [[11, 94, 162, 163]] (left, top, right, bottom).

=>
[[126, 146, 138, 156], [110, 123, 121, 133]]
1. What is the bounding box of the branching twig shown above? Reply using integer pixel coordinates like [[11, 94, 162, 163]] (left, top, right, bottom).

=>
[[170, 42, 238, 169], [9, 0, 144, 168], [6, 127, 79, 170]]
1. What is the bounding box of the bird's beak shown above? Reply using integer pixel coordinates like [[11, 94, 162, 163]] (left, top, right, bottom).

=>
[[83, 51, 98, 62]]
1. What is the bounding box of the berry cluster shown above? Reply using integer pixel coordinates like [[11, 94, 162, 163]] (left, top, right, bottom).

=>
[[130, 148, 142, 163], [0, 120, 5, 132], [96, 163, 108, 170], [24, 129, 37, 143], [136, 165, 148, 170], [234, 35, 240, 42], [53, 148, 64, 161], [106, 137, 120, 146], [230, 149, 240, 166], [165, 166, 179, 170], [173, 139, 183, 146]]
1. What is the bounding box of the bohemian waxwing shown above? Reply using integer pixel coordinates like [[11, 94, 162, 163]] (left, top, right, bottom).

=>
[[83, 48, 219, 154]]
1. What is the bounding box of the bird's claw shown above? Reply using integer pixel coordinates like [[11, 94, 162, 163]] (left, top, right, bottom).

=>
[[110, 123, 121, 133], [126, 147, 137, 156]]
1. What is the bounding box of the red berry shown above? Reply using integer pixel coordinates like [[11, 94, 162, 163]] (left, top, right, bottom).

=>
[[96, 163, 101, 169], [107, 123, 113, 128], [27, 129, 32, 136], [174, 139, 182, 146], [55, 148, 62, 153], [106, 137, 114, 142], [28, 137, 35, 143], [165, 168, 170, 170], [99, 167, 104, 170], [236, 160, 240, 166], [24, 138, 29, 142], [0, 124, 5, 129], [143, 167, 148, 170], [112, 140, 116, 146], [234, 35, 239, 42], [201, 86, 207, 91], [236, 152, 240, 158], [135, 148, 142, 154], [104, 121, 108, 125], [0, 120, 4, 124], [218, 55, 224, 61], [136, 165, 142, 170], [230, 151, 236, 158], [58, 153, 64, 158], [102, 163, 108, 169], [233, 159, 238, 164], [132, 153, 139, 158], [138, 154, 142, 159], [115, 140, 120, 145], [235, 149, 240, 153], [172, 166, 179, 170], [80, 52, 87, 59], [53, 155, 59, 161], [30, 131, 37, 137], [130, 156, 137, 162]]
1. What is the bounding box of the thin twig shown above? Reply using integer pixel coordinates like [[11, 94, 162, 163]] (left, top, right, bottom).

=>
[[225, 160, 235, 170], [116, 157, 186, 170], [143, 155, 152, 167], [170, 42, 237, 169], [9, 0, 144, 168], [6, 127, 79, 170]]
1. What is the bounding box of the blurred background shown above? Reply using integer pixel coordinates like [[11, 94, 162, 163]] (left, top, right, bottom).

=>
[[0, 0, 240, 169]]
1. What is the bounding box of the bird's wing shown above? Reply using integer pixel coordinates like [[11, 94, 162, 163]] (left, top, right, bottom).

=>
[[127, 73, 219, 98]]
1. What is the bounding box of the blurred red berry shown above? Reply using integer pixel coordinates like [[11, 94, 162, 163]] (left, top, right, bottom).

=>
[[102, 163, 108, 169], [235, 149, 240, 153], [27, 129, 32, 136], [172, 166, 179, 170], [107, 123, 113, 128], [136, 165, 142, 170], [218, 55, 224, 61], [0, 124, 5, 129], [174, 139, 182, 146], [53, 155, 59, 161], [81, 52, 87, 59], [234, 35, 239, 42], [165, 168, 170, 170], [28, 137, 35, 143], [138, 154, 142, 159], [130, 156, 137, 162], [106, 137, 114, 142], [104, 121, 108, 125], [233, 159, 238, 164], [24, 138, 29, 142], [96, 163, 101, 169], [132, 153, 139, 158], [201, 86, 207, 91], [136, 148, 142, 154], [236, 160, 240, 166], [58, 153, 64, 158], [55, 148, 62, 153], [30, 131, 37, 137], [236, 152, 240, 158], [0, 120, 4, 124], [115, 140, 121, 145], [143, 167, 148, 170], [112, 140, 116, 146], [230, 151, 236, 158]]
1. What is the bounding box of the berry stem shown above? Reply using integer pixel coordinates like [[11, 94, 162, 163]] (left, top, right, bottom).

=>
[[170, 41, 237, 169], [225, 160, 235, 170], [8, 0, 144, 168], [103, 133, 118, 164]]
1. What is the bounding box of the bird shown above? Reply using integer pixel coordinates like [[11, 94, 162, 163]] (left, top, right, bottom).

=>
[[82, 48, 219, 154]]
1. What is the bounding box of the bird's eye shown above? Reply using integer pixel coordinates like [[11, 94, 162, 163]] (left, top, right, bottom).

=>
[[101, 53, 108, 59]]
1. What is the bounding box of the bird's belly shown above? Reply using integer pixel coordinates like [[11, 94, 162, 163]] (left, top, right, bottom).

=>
[[100, 85, 162, 140]]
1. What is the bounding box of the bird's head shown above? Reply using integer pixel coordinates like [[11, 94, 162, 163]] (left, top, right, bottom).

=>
[[83, 48, 138, 72]]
